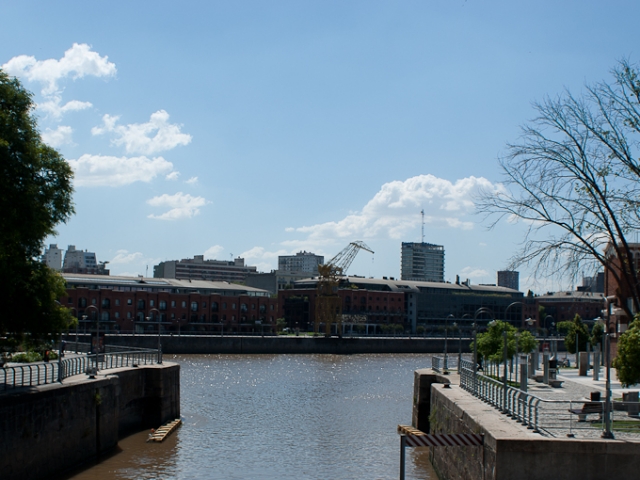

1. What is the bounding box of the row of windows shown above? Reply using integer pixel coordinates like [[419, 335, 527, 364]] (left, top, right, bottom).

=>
[[72, 297, 275, 312]]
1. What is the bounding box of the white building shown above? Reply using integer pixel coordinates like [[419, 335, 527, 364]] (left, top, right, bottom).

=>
[[42, 244, 64, 271], [278, 251, 324, 274], [63, 245, 98, 271]]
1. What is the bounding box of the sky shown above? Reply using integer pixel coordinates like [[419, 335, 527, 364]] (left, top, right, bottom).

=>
[[2, 1, 639, 293]]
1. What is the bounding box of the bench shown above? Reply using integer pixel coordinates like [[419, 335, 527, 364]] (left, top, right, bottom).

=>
[[569, 402, 602, 422]]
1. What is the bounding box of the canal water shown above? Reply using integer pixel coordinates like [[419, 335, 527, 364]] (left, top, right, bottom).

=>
[[64, 354, 438, 480]]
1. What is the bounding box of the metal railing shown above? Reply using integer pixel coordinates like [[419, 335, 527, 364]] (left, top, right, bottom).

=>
[[458, 359, 640, 438], [431, 355, 451, 373], [0, 342, 160, 392]]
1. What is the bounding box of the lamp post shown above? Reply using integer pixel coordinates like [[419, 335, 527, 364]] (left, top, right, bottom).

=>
[[454, 322, 462, 373], [444, 314, 454, 374], [85, 305, 100, 372], [601, 296, 617, 439], [148, 308, 163, 364]]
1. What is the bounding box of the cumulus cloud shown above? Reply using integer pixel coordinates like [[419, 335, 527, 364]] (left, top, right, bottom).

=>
[[42, 125, 73, 148], [166, 171, 180, 181], [287, 174, 500, 244], [239, 246, 293, 272], [147, 192, 208, 220], [204, 245, 224, 259], [92, 110, 192, 155], [185, 176, 198, 185], [68, 154, 173, 187], [110, 250, 144, 264], [459, 266, 490, 280], [38, 95, 92, 118], [2, 43, 116, 95]]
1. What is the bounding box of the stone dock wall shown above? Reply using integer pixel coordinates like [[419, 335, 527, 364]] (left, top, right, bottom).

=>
[[0, 363, 179, 480], [413, 369, 640, 480]]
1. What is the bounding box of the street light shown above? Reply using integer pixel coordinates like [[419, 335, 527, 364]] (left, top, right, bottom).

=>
[[444, 314, 455, 374], [600, 296, 617, 439], [85, 304, 100, 373], [148, 308, 163, 364]]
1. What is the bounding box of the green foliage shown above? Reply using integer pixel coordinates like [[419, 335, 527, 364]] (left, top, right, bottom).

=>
[[612, 317, 640, 387], [11, 351, 43, 363], [556, 321, 573, 335], [416, 325, 425, 334], [0, 70, 75, 343], [275, 318, 287, 332], [473, 320, 535, 362], [563, 314, 590, 354], [590, 322, 604, 348]]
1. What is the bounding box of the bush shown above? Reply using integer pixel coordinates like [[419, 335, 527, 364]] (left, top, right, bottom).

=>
[[11, 351, 43, 363]]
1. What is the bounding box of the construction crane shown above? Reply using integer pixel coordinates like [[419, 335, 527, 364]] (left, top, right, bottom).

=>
[[315, 241, 374, 335]]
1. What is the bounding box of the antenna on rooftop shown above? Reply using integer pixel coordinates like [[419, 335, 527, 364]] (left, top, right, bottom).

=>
[[421, 209, 425, 243]]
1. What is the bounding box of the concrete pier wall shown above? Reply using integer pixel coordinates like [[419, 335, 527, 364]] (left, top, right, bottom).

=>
[[73, 334, 486, 354], [414, 369, 640, 480], [0, 363, 179, 480]]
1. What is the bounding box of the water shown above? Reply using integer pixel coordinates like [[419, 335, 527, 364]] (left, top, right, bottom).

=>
[[64, 354, 437, 480]]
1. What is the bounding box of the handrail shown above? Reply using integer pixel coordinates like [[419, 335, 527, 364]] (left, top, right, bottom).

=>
[[456, 359, 640, 437], [0, 342, 160, 392]]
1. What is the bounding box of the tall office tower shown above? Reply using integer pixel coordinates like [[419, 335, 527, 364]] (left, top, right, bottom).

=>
[[401, 242, 445, 282], [497, 270, 520, 291]]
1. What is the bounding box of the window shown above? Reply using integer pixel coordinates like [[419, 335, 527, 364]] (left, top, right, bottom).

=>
[[127, 298, 132, 305], [91, 298, 97, 305], [171, 300, 176, 307], [115, 299, 120, 306], [191, 302, 198, 312], [127, 312, 132, 319], [232, 303, 236, 310], [150, 300, 155, 307], [270, 305, 274, 311], [67, 297, 73, 304], [252, 304, 256, 310], [171, 313, 175, 319], [78, 297, 87, 308], [159, 300, 167, 310], [137, 299, 145, 310], [202, 302, 207, 309], [222, 302, 227, 309], [240, 303, 248, 312], [211, 302, 218, 312], [182, 301, 186, 308], [115, 312, 120, 319]]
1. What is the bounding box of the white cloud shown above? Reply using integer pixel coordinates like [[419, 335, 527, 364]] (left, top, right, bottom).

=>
[[288, 174, 499, 245], [92, 110, 192, 155], [185, 176, 198, 185], [2, 43, 116, 95], [110, 250, 144, 264], [147, 192, 208, 220], [41, 125, 73, 148], [204, 245, 224, 259], [38, 95, 92, 118], [68, 154, 173, 187], [166, 171, 180, 181], [459, 266, 490, 280], [239, 246, 292, 272]]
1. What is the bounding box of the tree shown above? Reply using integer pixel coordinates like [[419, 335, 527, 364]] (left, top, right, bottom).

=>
[[477, 60, 640, 318], [475, 320, 536, 363], [612, 317, 640, 387], [590, 321, 604, 348], [0, 70, 74, 343], [563, 314, 590, 354]]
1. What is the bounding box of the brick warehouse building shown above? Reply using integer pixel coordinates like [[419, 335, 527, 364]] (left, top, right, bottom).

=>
[[282, 276, 522, 333], [62, 274, 279, 334]]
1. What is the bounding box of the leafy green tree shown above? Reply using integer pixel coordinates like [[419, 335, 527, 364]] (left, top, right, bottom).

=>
[[474, 321, 538, 363], [0, 70, 74, 343], [563, 314, 590, 354], [612, 317, 640, 387], [555, 321, 572, 335], [590, 322, 604, 349]]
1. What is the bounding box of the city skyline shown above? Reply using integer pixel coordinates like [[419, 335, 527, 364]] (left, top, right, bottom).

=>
[[2, 1, 636, 293]]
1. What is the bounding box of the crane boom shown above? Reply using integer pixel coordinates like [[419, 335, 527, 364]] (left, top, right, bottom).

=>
[[315, 241, 374, 336]]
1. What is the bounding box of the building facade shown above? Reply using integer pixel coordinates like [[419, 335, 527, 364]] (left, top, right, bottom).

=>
[[283, 276, 522, 333], [401, 242, 445, 282], [63, 274, 278, 334], [154, 255, 257, 283], [497, 270, 519, 291], [62, 245, 109, 275], [278, 251, 324, 274], [42, 244, 64, 271]]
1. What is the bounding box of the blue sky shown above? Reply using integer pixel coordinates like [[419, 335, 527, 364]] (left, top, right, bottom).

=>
[[2, 1, 639, 292]]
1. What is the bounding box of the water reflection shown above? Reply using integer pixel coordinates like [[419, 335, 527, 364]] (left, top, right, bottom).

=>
[[65, 354, 437, 480]]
